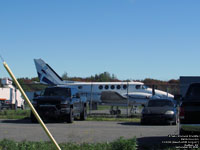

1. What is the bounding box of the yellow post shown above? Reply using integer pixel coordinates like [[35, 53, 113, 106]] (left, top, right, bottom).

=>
[[3, 61, 61, 150]]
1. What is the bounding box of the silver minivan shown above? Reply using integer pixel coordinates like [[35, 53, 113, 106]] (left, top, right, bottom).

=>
[[141, 98, 178, 125]]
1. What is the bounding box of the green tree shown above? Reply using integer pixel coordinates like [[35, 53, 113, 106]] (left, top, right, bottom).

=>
[[62, 72, 68, 80]]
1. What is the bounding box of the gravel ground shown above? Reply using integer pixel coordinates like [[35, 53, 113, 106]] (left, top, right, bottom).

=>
[[0, 119, 178, 144]]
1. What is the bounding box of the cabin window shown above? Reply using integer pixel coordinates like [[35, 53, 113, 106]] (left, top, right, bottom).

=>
[[99, 85, 103, 90], [117, 85, 121, 89], [111, 85, 115, 89], [78, 86, 83, 89], [123, 85, 127, 89], [105, 85, 109, 89], [136, 85, 141, 89]]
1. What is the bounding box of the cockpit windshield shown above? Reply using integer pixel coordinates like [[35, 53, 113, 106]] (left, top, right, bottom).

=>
[[136, 85, 148, 90], [142, 85, 148, 89]]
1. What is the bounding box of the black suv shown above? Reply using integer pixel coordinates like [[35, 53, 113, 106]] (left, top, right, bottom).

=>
[[31, 86, 87, 123]]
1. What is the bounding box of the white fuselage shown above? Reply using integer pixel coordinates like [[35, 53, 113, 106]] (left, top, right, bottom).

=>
[[34, 58, 174, 106], [63, 81, 173, 104]]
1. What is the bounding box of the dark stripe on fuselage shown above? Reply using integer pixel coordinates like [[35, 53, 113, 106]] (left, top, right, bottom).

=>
[[42, 77, 55, 85], [46, 63, 63, 81], [37, 72, 42, 80]]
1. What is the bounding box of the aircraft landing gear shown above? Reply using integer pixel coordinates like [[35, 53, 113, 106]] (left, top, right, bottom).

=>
[[130, 106, 139, 114], [110, 106, 121, 115]]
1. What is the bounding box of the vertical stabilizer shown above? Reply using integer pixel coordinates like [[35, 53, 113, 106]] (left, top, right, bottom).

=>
[[34, 59, 64, 85]]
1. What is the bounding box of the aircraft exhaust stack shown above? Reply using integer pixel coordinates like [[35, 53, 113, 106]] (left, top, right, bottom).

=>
[[152, 85, 155, 96]]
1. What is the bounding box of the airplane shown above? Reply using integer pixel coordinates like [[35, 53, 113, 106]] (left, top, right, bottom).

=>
[[34, 58, 174, 114]]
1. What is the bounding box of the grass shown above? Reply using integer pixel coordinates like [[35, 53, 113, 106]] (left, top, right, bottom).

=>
[[95, 105, 111, 110], [0, 137, 137, 150], [90, 105, 139, 111], [0, 110, 141, 122], [0, 138, 199, 150], [0, 110, 30, 119], [87, 116, 140, 122]]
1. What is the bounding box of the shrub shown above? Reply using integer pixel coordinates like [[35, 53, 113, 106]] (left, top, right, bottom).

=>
[[111, 137, 137, 150], [0, 137, 138, 150]]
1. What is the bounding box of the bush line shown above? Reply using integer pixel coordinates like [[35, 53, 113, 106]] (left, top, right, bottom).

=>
[[0, 137, 137, 150]]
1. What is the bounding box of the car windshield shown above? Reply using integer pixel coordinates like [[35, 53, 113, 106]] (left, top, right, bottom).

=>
[[148, 100, 173, 107], [43, 87, 71, 97]]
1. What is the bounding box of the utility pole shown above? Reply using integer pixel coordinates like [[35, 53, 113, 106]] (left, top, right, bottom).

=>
[[89, 83, 93, 114]]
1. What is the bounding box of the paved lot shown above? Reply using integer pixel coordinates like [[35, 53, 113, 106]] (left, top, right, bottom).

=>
[[0, 119, 178, 144]]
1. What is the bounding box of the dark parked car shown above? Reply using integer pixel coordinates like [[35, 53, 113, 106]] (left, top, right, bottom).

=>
[[141, 98, 178, 125]]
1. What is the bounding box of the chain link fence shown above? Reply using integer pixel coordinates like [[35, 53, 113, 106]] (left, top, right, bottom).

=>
[[23, 83, 180, 117]]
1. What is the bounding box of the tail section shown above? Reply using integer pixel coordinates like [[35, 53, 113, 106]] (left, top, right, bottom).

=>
[[34, 59, 64, 85]]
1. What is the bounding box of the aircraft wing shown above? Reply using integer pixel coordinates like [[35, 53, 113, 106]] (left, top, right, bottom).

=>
[[100, 91, 153, 106], [100, 91, 127, 105]]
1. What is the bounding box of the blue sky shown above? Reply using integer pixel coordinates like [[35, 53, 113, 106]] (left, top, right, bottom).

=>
[[0, 0, 200, 80]]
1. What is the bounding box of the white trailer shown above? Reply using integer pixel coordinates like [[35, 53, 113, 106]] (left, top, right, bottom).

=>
[[0, 78, 24, 110]]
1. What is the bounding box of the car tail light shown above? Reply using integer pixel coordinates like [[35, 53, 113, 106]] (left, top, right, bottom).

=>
[[5, 101, 10, 104], [179, 107, 184, 119]]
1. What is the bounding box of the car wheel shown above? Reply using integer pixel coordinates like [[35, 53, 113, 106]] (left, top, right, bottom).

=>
[[110, 110, 114, 115], [21, 105, 24, 110], [172, 115, 178, 125], [67, 108, 74, 123], [80, 106, 87, 120], [15, 101, 18, 110], [30, 112, 38, 123], [172, 119, 177, 125], [117, 110, 121, 115], [141, 119, 146, 125]]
